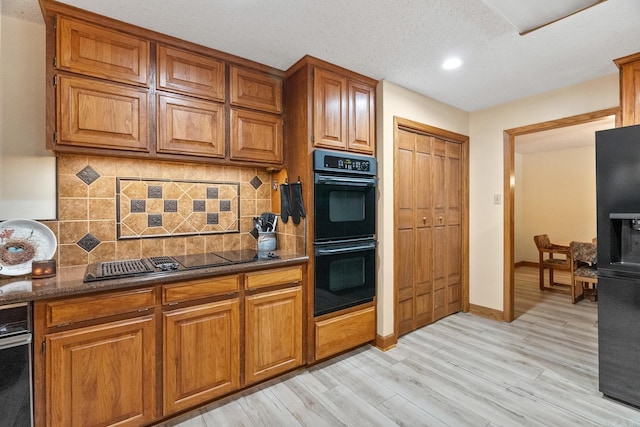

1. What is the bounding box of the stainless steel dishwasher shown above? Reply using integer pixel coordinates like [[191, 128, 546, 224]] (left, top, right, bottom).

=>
[[0, 302, 33, 427]]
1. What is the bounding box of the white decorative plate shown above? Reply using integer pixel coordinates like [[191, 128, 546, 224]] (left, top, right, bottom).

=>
[[0, 219, 57, 276]]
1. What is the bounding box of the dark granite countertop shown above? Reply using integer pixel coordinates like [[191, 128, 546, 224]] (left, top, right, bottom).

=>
[[0, 250, 308, 304]]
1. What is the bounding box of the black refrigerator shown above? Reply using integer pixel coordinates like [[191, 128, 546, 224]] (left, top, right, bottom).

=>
[[596, 123, 640, 408]]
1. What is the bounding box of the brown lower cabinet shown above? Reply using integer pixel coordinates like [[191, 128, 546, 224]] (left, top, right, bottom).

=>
[[315, 304, 375, 361], [163, 299, 240, 415], [33, 264, 305, 427], [46, 315, 156, 427], [245, 286, 303, 384]]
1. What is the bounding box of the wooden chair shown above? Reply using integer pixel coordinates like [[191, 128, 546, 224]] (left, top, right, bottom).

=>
[[570, 241, 598, 303], [533, 234, 572, 292]]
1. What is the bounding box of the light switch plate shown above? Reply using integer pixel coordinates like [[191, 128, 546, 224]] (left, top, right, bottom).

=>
[[493, 194, 502, 205]]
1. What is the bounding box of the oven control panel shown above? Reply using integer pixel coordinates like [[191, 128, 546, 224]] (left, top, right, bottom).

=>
[[313, 149, 376, 175], [324, 155, 370, 172]]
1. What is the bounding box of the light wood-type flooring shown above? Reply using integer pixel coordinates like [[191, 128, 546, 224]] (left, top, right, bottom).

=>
[[158, 266, 640, 426]]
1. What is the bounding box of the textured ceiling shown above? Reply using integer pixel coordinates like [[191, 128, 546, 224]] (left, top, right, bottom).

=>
[[2, 0, 640, 112]]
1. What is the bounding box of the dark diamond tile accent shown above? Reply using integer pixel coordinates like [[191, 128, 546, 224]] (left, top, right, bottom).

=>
[[148, 185, 163, 199], [77, 233, 100, 252], [207, 213, 219, 225], [131, 200, 146, 213], [164, 200, 178, 212], [249, 227, 259, 239], [207, 187, 219, 199], [76, 166, 100, 185], [220, 200, 231, 212], [193, 200, 206, 212], [250, 176, 263, 190], [148, 214, 162, 227]]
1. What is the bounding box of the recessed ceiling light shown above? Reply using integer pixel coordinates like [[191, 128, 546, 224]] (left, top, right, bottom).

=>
[[442, 58, 462, 70]]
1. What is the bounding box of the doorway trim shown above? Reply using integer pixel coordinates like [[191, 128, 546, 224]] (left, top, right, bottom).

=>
[[502, 107, 619, 322]]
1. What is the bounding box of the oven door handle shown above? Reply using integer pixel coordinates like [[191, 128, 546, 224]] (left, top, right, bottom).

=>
[[0, 333, 31, 350], [315, 174, 376, 187], [316, 244, 376, 255]]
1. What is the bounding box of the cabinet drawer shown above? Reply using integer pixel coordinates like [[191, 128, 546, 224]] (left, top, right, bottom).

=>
[[244, 266, 302, 290], [230, 66, 283, 113], [162, 275, 240, 304], [44, 287, 155, 327], [57, 15, 149, 86], [157, 45, 225, 101], [315, 306, 375, 360]]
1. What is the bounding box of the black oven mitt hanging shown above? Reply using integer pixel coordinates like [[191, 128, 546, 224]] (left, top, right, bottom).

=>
[[280, 182, 291, 223], [290, 181, 306, 225]]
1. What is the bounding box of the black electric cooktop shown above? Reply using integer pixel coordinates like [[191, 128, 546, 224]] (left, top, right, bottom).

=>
[[84, 249, 278, 282]]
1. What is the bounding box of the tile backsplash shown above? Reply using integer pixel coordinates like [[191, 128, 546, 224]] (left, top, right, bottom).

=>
[[42, 154, 305, 267], [116, 177, 240, 239]]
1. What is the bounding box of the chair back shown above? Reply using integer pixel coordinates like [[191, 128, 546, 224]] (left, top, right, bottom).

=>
[[534, 234, 551, 250], [570, 241, 597, 264]]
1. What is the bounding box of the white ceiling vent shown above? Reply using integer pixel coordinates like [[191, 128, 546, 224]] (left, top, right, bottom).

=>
[[481, 0, 607, 35]]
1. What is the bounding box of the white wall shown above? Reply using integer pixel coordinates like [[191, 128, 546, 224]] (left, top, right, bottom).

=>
[[376, 79, 469, 337], [0, 15, 56, 220], [468, 74, 619, 311], [517, 146, 597, 263]]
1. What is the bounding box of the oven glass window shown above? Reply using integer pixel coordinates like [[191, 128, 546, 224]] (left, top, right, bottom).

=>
[[314, 241, 376, 316], [329, 191, 365, 223], [315, 182, 375, 241], [329, 257, 365, 291]]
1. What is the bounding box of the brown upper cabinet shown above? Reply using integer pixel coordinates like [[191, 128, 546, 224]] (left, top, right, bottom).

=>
[[230, 65, 283, 113], [616, 52, 640, 126], [313, 67, 376, 155], [157, 93, 225, 158], [47, 5, 286, 167], [230, 108, 283, 164], [56, 16, 150, 86], [57, 74, 149, 151], [157, 45, 225, 102]]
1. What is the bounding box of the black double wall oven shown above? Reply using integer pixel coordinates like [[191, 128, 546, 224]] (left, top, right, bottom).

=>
[[313, 149, 377, 316]]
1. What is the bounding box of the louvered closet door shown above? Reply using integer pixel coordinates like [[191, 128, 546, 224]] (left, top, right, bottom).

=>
[[395, 128, 462, 335], [433, 138, 462, 321], [395, 128, 417, 336]]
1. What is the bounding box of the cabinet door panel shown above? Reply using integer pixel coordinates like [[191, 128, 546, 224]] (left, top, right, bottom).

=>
[[157, 94, 225, 158], [157, 45, 225, 101], [396, 228, 414, 336], [230, 109, 283, 164], [396, 130, 415, 230], [415, 226, 433, 328], [432, 225, 447, 322], [58, 75, 149, 151], [163, 299, 240, 414], [348, 80, 375, 154], [313, 68, 347, 149], [245, 287, 302, 384], [230, 66, 283, 113], [46, 316, 156, 427], [620, 60, 640, 126], [57, 16, 149, 86]]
